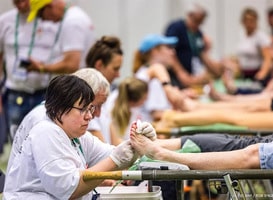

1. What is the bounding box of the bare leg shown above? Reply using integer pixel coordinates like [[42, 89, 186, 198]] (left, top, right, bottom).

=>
[[155, 109, 273, 130]]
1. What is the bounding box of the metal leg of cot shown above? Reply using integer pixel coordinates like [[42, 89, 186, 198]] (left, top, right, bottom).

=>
[[176, 180, 183, 200], [223, 174, 241, 200], [261, 179, 273, 197]]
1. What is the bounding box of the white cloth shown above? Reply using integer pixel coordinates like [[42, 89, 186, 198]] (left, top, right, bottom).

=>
[[4, 105, 113, 200], [50, 6, 96, 68], [135, 66, 171, 122], [237, 30, 271, 71], [0, 9, 58, 93]]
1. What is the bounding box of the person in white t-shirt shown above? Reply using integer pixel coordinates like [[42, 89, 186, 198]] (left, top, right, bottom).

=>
[[0, 0, 59, 139], [3, 74, 146, 200], [223, 8, 272, 94], [26, 0, 96, 73], [6, 68, 110, 173], [133, 34, 199, 123]]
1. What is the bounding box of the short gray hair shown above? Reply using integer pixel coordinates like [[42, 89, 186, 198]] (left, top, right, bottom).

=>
[[73, 68, 110, 95], [186, 3, 207, 16]]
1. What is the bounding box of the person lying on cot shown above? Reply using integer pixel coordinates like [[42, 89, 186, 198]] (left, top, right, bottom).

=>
[[154, 108, 273, 131], [130, 123, 271, 170]]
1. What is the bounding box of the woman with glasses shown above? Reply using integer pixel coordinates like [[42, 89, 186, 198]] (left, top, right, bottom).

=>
[[3, 74, 147, 199]]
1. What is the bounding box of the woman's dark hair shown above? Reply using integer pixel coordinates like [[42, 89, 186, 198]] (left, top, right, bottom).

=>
[[45, 74, 95, 124], [85, 36, 123, 68]]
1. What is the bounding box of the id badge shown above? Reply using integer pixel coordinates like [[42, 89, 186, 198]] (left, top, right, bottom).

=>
[[13, 57, 28, 81]]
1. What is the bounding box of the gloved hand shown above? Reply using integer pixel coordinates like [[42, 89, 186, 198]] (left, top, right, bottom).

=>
[[136, 120, 157, 141], [110, 140, 139, 169]]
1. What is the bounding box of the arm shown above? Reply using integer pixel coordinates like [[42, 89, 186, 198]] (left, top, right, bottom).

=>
[[147, 63, 188, 110], [71, 138, 138, 199], [29, 51, 81, 74], [130, 132, 260, 170], [170, 55, 211, 87], [255, 46, 272, 81], [70, 157, 117, 199], [201, 52, 224, 78]]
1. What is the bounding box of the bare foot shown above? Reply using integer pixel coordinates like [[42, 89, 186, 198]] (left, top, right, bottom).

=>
[[222, 68, 237, 94], [208, 82, 224, 101], [130, 133, 162, 160]]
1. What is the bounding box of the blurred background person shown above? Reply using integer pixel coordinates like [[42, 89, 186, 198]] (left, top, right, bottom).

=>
[[108, 77, 148, 145], [133, 34, 200, 122], [27, 0, 95, 73], [85, 36, 123, 143], [223, 7, 272, 94], [164, 3, 224, 89], [0, 0, 59, 140]]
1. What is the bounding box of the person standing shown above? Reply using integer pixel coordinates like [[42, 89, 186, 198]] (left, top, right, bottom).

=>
[[0, 0, 59, 139], [26, 0, 96, 73]]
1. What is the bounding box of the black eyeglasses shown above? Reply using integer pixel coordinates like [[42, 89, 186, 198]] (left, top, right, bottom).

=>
[[71, 105, 95, 116]]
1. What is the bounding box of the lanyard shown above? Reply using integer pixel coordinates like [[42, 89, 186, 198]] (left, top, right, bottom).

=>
[[71, 138, 87, 168], [14, 12, 38, 58], [14, 9, 66, 62], [47, 5, 68, 62]]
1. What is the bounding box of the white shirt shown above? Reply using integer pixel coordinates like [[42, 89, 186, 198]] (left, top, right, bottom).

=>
[[237, 30, 271, 71], [6, 103, 46, 174], [88, 103, 112, 144], [50, 6, 96, 68], [4, 106, 113, 200], [135, 66, 171, 122], [0, 9, 58, 93]]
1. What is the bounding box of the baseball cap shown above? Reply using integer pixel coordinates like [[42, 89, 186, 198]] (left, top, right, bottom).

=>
[[27, 0, 52, 22], [139, 34, 178, 53]]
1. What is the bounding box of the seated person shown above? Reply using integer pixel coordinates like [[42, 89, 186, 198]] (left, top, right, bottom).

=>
[[86, 36, 123, 144], [106, 77, 149, 145], [133, 34, 203, 118], [6, 68, 110, 170], [164, 3, 223, 89], [3, 74, 140, 199], [222, 8, 272, 94]]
